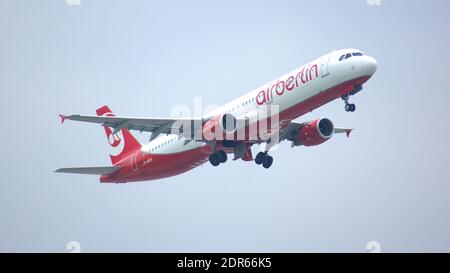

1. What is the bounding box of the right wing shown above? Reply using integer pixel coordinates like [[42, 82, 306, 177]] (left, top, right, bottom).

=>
[[55, 166, 121, 175], [280, 121, 354, 142]]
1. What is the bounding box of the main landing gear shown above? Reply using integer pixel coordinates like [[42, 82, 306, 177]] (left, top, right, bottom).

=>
[[254, 152, 273, 169], [209, 150, 227, 167], [209, 150, 273, 169], [342, 94, 356, 112]]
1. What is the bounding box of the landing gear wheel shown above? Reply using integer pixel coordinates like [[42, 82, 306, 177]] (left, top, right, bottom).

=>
[[345, 103, 351, 112], [262, 155, 273, 169], [209, 153, 220, 167], [345, 103, 356, 112], [255, 152, 265, 165], [218, 150, 227, 163]]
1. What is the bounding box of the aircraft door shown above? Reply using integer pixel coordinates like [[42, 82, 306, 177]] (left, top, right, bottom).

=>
[[320, 54, 331, 78]]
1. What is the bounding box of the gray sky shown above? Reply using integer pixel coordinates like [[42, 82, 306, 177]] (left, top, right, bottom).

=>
[[0, 0, 449, 252]]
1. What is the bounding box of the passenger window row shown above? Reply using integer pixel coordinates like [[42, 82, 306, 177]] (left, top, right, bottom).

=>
[[227, 97, 255, 114], [150, 137, 177, 152]]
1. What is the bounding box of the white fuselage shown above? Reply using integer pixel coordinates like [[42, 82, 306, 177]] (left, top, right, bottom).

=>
[[141, 48, 377, 155]]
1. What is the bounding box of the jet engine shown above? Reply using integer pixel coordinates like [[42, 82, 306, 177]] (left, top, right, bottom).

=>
[[297, 118, 334, 146], [202, 113, 237, 140]]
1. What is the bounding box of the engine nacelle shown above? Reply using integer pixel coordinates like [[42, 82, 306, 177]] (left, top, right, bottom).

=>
[[202, 113, 237, 141], [297, 118, 334, 146]]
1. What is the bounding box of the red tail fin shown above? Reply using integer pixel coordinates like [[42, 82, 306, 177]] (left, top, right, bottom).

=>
[[96, 105, 141, 165]]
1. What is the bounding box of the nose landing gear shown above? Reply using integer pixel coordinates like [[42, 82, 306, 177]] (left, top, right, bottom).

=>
[[255, 152, 273, 169], [342, 94, 356, 112], [345, 103, 356, 112]]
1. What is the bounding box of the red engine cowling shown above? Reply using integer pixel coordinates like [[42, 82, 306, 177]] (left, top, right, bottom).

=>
[[297, 118, 334, 146], [202, 113, 237, 141]]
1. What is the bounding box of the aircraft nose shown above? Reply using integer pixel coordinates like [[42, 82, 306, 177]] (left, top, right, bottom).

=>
[[364, 56, 378, 75]]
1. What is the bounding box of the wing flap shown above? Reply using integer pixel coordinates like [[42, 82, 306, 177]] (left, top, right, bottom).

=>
[[55, 166, 121, 175]]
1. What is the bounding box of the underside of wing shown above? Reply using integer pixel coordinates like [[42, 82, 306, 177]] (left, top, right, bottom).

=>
[[54, 166, 121, 175]]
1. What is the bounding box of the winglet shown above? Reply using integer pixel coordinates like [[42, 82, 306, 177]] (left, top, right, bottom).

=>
[[59, 114, 68, 124], [345, 129, 353, 138]]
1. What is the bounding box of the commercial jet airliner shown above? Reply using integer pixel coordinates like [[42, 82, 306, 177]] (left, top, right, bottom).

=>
[[56, 49, 377, 183]]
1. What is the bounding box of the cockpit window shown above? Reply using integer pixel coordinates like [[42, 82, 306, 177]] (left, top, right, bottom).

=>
[[340, 51, 363, 61]]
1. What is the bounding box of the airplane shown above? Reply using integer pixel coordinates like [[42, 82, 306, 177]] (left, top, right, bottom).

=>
[[56, 48, 377, 183]]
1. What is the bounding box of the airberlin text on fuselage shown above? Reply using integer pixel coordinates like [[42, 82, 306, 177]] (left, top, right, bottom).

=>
[[256, 63, 319, 105]]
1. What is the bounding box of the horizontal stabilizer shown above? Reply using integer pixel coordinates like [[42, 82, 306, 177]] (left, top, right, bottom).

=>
[[54, 166, 121, 175]]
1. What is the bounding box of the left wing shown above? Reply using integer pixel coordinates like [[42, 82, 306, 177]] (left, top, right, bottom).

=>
[[60, 114, 201, 140], [55, 166, 121, 175]]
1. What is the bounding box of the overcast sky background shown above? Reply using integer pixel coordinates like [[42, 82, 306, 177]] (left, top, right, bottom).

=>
[[0, 0, 449, 252]]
